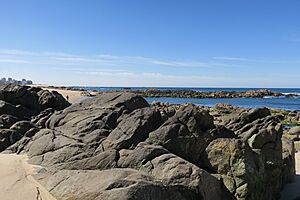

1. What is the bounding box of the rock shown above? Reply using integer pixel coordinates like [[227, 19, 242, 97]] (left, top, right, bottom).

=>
[[222, 107, 271, 131], [37, 89, 70, 110], [31, 108, 54, 128], [0, 84, 40, 111], [0, 114, 19, 129], [282, 137, 296, 184], [60, 150, 119, 170], [0, 92, 293, 200], [35, 169, 187, 200], [0, 100, 33, 119], [142, 153, 225, 200], [148, 105, 232, 164], [102, 108, 163, 150], [118, 142, 169, 169], [288, 126, 300, 136], [0, 129, 22, 152], [10, 120, 37, 135], [203, 138, 266, 199], [0, 84, 70, 113]]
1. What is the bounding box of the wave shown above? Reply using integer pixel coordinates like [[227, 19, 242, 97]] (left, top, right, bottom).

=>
[[282, 92, 300, 96]]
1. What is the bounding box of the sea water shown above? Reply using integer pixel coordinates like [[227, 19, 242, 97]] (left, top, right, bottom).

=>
[[74, 87, 300, 110]]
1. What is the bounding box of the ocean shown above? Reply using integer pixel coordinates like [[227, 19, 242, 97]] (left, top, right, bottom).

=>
[[75, 87, 300, 111]]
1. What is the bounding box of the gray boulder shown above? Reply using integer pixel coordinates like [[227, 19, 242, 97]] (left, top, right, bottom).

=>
[[35, 169, 188, 200]]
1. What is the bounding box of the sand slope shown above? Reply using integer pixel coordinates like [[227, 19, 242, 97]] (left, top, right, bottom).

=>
[[0, 154, 56, 200]]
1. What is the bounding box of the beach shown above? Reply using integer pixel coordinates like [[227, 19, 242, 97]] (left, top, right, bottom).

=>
[[0, 154, 56, 200], [32, 84, 96, 104]]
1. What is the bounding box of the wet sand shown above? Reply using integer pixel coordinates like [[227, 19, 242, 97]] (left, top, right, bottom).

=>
[[0, 154, 57, 200]]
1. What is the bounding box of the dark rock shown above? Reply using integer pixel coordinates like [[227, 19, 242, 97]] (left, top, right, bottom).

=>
[[118, 142, 169, 169], [222, 107, 272, 131], [10, 120, 37, 135], [282, 137, 296, 184], [0, 84, 70, 113], [37, 90, 70, 110], [31, 108, 54, 128], [0, 100, 33, 119], [0, 114, 19, 129], [0, 129, 22, 152], [102, 108, 163, 150], [148, 105, 218, 164]]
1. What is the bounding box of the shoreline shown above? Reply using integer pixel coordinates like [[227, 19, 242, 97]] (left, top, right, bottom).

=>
[[31, 84, 300, 99]]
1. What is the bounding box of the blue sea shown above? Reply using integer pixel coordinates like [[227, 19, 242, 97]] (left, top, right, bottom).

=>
[[75, 87, 300, 111]]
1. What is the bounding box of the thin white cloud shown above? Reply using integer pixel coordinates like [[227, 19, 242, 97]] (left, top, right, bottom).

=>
[[0, 49, 237, 68], [0, 59, 34, 64], [75, 70, 274, 87], [213, 57, 248, 61]]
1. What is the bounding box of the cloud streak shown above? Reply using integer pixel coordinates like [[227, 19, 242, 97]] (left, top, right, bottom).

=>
[[0, 49, 239, 69], [213, 57, 248, 61]]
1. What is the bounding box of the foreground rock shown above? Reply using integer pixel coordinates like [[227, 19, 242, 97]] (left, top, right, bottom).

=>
[[0, 90, 296, 200]]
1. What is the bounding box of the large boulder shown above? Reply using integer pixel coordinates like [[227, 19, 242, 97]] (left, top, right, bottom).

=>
[[0, 84, 70, 113], [203, 138, 266, 199], [0, 100, 33, 119], [222, 107, 271, 131], [288, 126, 300, 136], [148, 105, 235, 165], [35, 169, 188, 200], [102, 108, 163, 150]]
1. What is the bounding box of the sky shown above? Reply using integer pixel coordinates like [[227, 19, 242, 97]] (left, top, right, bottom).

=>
[[0, 0, 300, 87]]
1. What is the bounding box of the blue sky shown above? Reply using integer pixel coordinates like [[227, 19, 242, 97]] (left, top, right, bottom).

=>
[[0, 0, 300, 87]]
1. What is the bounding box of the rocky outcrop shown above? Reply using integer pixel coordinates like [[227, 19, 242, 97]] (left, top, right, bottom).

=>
[[0, 91, 296, 200], [0, 84, 70, 153], [35, 169, 189, 200], [0, 84, 70, 115], [115, 89, 297, 99]]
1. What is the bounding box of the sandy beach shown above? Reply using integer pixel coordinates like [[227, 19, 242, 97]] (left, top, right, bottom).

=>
[[32, 84, 96, 104], [0, 154, 56, 200], [44, 87, 89, 103]]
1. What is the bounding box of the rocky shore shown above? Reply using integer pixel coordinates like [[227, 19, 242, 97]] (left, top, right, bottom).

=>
[[35, 85, 299, 99], [120, 88, 298, 99], [0, 84, 297, 200]]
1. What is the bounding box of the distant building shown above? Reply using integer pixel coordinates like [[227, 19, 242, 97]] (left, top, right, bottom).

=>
[[0, 77, 33, 85]]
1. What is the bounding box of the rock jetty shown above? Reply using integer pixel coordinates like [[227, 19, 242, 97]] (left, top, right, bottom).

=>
[[0, 84, 296, 200]]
